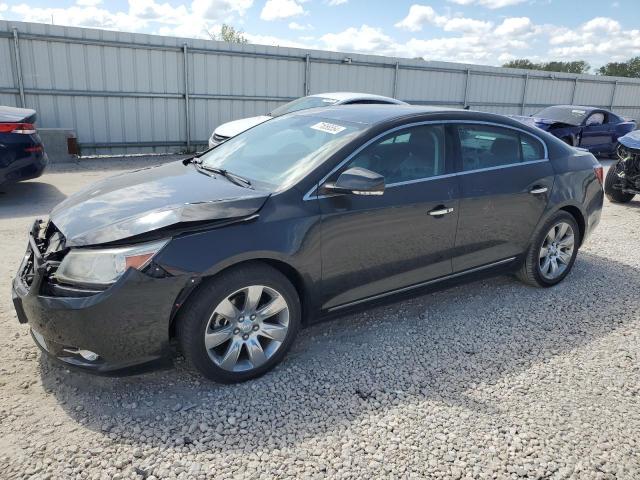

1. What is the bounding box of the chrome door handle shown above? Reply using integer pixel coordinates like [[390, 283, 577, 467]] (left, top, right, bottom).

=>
[[530, 187, 548, 194], [428, 207, 454, 216]]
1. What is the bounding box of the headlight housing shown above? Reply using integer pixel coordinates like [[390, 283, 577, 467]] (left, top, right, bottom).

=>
[[55, 239, 168, 288]]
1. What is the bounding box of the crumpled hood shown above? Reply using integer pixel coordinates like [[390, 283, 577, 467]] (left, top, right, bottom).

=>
[[50, 161, 270, 246], [619, 130, 640, 150], [214, 115, 271, 138], [508, 115, 555, 131]]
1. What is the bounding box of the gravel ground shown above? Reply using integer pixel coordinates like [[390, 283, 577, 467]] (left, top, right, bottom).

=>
[[0, 157, 638, 479]]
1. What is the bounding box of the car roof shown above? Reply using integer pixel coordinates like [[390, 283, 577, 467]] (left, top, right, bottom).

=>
[[309, 92, 406, 104], [294, 104, 469, 125]]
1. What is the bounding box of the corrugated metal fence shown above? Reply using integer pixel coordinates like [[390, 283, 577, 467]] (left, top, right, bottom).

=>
[[2, 20, 640, 156]]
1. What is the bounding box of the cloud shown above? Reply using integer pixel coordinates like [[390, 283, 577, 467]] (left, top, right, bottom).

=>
[[395, 5, 492, 34], [289, 22, 313, 31], [547, 16, 640, 63], [191, 0, 254, 20], [448, 0, 525, 8], [9, 4, 143, 32], [320, 25, 402, 56], [129, 0, 189, 22], [260, 0, 306, 21], [327, 0, 348, 5], [493, 17, 534, 36], [245, 33, 311, 49], [6, 0, 254, 38]]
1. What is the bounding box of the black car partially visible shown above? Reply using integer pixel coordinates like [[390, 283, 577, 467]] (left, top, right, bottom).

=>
[[0, 106, 47, 186]]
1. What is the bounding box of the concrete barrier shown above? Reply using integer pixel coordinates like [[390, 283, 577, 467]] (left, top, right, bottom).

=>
[[38, 128, 77, 163]]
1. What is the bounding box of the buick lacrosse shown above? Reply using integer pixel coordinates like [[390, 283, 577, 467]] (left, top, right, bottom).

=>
[[13, 106, 603, 382]]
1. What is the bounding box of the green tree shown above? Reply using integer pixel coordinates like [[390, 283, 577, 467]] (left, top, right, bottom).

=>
[[502, 59, 590, 74], [598, 57, 640, 78], [207, 24, 248, 44], [502, 59, 539, 70]]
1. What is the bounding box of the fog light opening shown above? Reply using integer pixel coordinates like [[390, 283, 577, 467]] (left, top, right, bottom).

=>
[[63, 348, 100, 362]]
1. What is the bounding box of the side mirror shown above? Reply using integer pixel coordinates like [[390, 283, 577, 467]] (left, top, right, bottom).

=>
[[322, 167, 385, 196]]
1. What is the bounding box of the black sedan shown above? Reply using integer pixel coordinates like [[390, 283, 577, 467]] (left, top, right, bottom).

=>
[[12, 106, 604, 382], [0, 106, 47, 186]]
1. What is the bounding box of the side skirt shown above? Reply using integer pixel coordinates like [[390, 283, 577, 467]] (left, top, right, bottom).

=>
[[326, 256, 518, 313]]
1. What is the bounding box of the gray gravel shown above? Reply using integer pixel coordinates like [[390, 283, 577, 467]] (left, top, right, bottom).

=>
[[1, 157, 639, 479]]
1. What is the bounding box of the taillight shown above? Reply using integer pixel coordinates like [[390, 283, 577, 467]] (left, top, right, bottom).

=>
[[594, 164, 604, 186], [0, 122, 36, 134]]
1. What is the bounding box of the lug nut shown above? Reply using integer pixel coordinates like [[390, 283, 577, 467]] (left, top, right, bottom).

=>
[[250, 314, 256, 320], [242, 334, 249, 340], [253, 325, 259, 331], [233, 328, 240, 335], [238, 316, 244, 322]]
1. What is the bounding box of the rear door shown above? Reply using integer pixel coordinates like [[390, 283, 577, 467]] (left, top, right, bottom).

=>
[[318, 123, 460, 310], [452, 123, 555, 272]]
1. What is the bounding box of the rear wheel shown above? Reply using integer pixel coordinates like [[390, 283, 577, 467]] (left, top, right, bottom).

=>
[[177, 264, 301, 383], [517, 211, 580, 288], [604, 163, 635, 203]]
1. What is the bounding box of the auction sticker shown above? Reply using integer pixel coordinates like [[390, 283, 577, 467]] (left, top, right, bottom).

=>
[[310, 122, 346, 134]]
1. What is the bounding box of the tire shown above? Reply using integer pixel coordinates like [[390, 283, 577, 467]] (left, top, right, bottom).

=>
[[604, 163, 635, 203], [177, 263, 301, 383], [517, 211, 580, 288]]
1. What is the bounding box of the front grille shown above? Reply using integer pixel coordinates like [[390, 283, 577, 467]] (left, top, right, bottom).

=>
[[21, 220, 67, 290]]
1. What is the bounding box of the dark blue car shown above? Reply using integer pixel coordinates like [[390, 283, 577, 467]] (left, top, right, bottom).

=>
[[512, 105, 636, 157], [0, 106, 47, 186]]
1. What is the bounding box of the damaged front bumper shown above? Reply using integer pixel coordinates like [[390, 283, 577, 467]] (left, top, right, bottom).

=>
[[12, 220, 188, 374]]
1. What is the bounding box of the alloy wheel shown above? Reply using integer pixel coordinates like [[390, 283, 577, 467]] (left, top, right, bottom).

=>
[[538, 222, 575, 280], [204, 285, 290, 372]]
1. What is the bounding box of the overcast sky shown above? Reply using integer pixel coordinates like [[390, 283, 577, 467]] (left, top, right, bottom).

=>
[[1, 0, 639, 69]]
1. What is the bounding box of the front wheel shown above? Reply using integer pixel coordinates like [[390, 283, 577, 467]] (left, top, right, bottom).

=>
[[177, 263, 301, 383], [517, 211, 580, 288], [604, 163, 635, 203]]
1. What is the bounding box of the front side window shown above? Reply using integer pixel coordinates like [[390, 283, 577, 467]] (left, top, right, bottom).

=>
[[346, 124, 446, 184], [458, 125, 544, 171], [199, 115, 366, 189], [585, 112, 605, 126]]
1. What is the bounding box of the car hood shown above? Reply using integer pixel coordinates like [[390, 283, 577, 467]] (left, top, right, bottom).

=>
[[50, 161, 270, 247], [508, 115, 571, 131], [620, 130, 640, 150], [214, 115, 271, 138]]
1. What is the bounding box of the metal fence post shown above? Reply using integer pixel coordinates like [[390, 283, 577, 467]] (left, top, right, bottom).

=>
[[610, 80, 618, 110], [392, 61, 399, 99], [11, 27, 26, 108], [571, 77, 578, 105], [182, 43, 191, 151], [520, 74, 529, 114], [463, 69, 471, 108], [304, 54, 310, 95]]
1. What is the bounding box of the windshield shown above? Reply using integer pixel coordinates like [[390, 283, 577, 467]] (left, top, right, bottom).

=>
[[270, 96, 339, 117], [535, 106, 589, 126], [199, 114, 366, 189]]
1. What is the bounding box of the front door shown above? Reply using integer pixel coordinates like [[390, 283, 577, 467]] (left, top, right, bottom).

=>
[[579, 111, 611, 152], [318, 123, 460, 310], [452, 123, 555, 272]]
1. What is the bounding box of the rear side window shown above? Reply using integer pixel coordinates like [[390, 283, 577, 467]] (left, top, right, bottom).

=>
[[347, 124, 446, 184], [457, 124, 544, 171]]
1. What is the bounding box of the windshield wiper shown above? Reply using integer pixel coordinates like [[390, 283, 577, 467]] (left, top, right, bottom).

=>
[[195, 163, 252, 188]]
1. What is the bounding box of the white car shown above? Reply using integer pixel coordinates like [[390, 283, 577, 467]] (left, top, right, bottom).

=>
[[208, 92, 407, 148]]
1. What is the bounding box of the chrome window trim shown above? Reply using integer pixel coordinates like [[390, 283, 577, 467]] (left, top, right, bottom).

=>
[[302, 119, 549, 201]]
